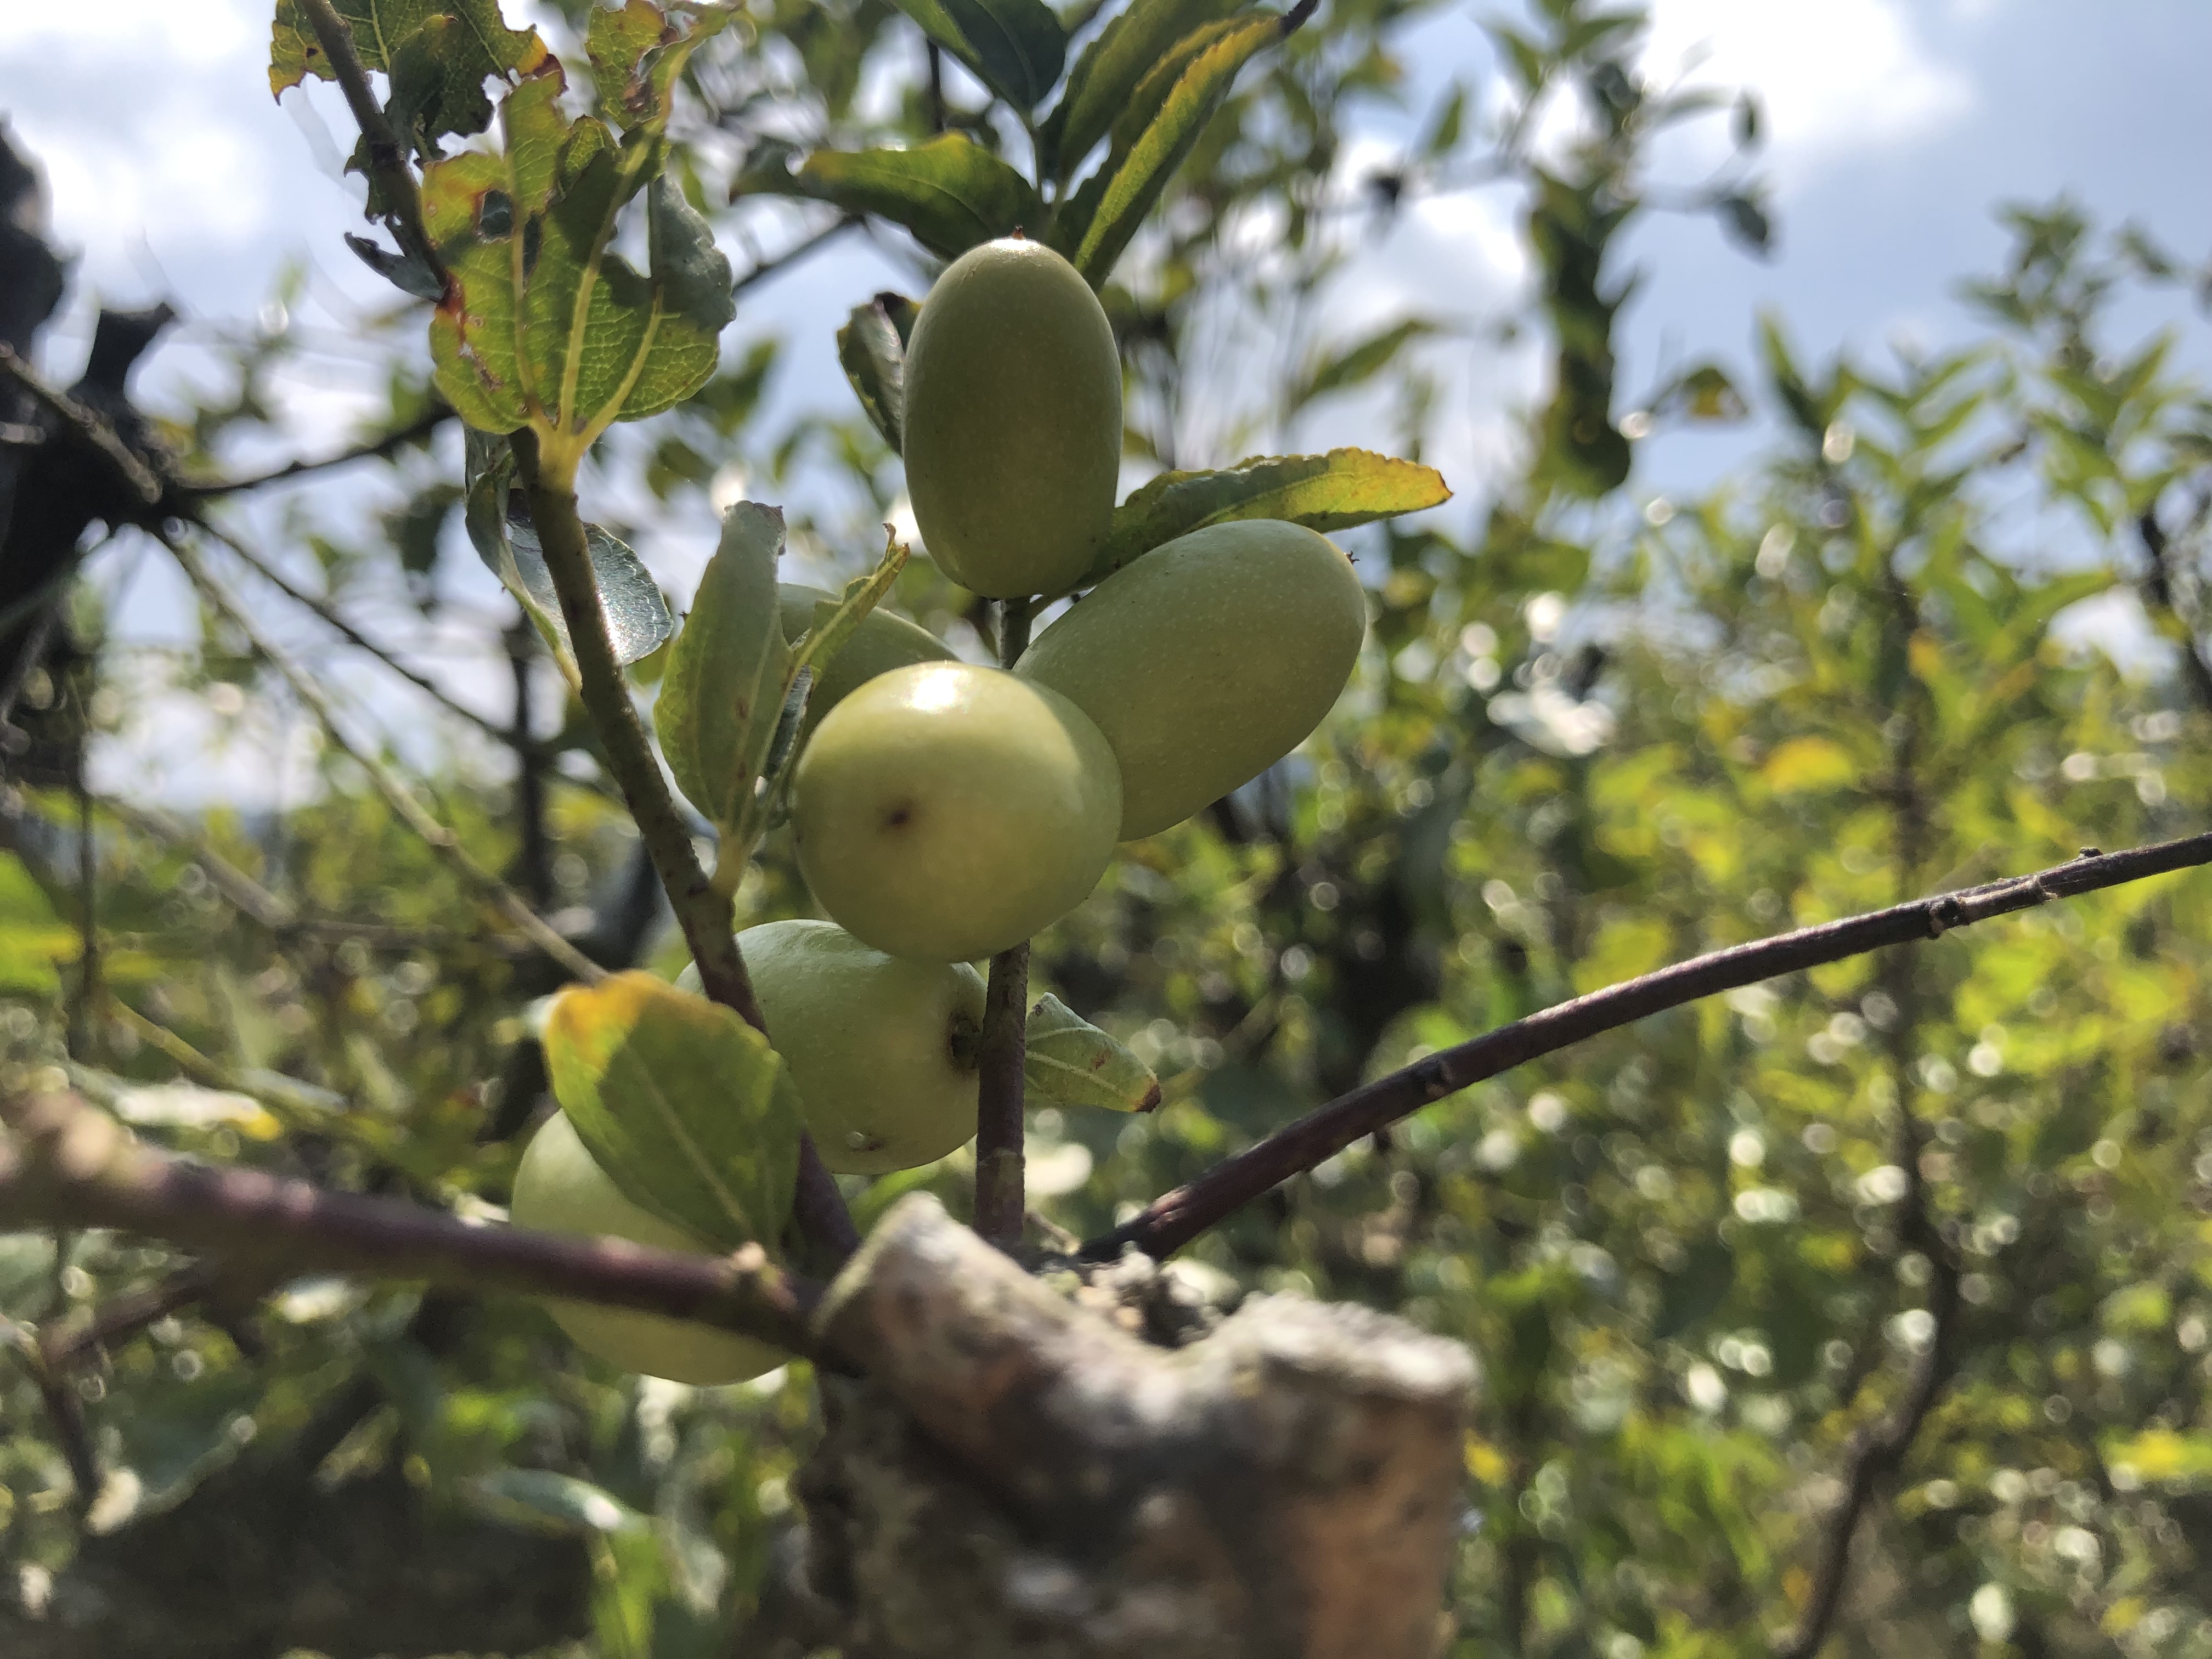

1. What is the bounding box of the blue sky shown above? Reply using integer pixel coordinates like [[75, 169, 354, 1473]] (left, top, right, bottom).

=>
[[2, 0, 2207, 799]]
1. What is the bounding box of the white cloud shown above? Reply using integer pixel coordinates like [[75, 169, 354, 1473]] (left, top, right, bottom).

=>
[[1643, 0, 1978, 174]]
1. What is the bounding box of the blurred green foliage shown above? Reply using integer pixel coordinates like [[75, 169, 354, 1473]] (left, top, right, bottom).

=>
[[5, 0, 2212, 1656]]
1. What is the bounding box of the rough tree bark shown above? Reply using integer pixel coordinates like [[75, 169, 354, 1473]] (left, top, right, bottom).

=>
[[795, 1196, 1475, 1659]]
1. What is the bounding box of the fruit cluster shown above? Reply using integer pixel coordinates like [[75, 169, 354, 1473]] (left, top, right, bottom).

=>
[[515, 240, 1367, 1382]]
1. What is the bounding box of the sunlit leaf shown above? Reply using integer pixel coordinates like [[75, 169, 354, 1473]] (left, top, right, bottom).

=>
[[1052, 13, 1279, 286], [269, 0, 549, 154], [544, 972, 804, 1252], [653, 502, 789, 829], [0, 851, 72, 997], [1023, 994, 1160, 1113], [1036, 0, 1248, 183], [1094, 447, 1450, 580]]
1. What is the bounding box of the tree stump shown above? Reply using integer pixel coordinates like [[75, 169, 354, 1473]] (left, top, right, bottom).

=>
[[797, 1195, 1475, 1659]]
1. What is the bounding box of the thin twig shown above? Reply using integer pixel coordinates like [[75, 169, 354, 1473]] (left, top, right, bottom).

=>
[[0, 1086, 821, 1356], [972, 597, 1034, 1247], [732, 216, 861, 300], [0, 345, 164, 509], [1086, 831, 2212, 1260], [294, 0, 446, 286], [38, 1260, 222, 1370], [509, 435, 858, 1265], [164, 529, 603, 982], [189, 404, 453, 497], [2134, 506, 2212, 716], [193, 518, 529, 753]]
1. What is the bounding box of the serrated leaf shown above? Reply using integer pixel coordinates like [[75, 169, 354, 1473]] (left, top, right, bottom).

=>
[[422, 51, 730, 447], [887, 0, 1068, 110], [543, 972, 804, 1252], [1094, 447, 1451, 579], [1024, 995, 1160, 1113], [270, 0, 548, 156], [736, 136, 1040, 261], [834, 292, 919, 452], [1052, 13, 1278, 286], [1036, 0, 1248, 183], [465, 430, 673, 672], [654, 503, 789, 827]]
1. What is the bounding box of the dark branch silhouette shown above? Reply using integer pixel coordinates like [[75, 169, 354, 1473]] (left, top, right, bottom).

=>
[[1086, 830, 2212, 1261]]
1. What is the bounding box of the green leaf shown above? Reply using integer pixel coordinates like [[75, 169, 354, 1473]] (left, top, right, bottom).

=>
[[1295, 318, 1437, 405], [647, 175, 736, 335], [1036, 0, 1248, 183], [835, 292, 920, 452], [736, 136, 1041, 261], [422, 53, 729, 447], [269, 0, 548, 153], [1052, 13, 1278, 286], [886, 0, 1068, 110], [0, 851, 71, 997], [653, 502, 790, 828], [1094, 447, 1451, 579], [543, 971, 804, 1252], [465, 430, 674, 672], [1023, 994, 1160, 1113], [467, 1467, 642, 1533]]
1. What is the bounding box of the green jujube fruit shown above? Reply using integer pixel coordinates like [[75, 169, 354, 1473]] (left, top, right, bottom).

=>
[[1018, 519, 1368, 839], [900, 239, 1121, 598], [510, 1110, 786, 1385], [792, 661, 1121, 962], [680, 919, 986, 1174], [777, 583, 951, 736]]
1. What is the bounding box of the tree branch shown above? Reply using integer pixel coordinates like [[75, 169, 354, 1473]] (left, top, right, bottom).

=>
[[1085, 830, 2212, 1260], [164, 529, 604, 983], [188, 404, 453, 498], [38, 1260, 222, 1369], [509, 435, 858, 1265], [191, 517, 532, 754], [294, 0, 446, 287], [0, 344, 164, 509], [2134, 505, 2212, 716], [0, 1086, 822, 1357], [732, 215, 861, 300], [972, 597, 1035, 1246]]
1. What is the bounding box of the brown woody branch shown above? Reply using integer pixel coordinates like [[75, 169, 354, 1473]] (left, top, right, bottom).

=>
[[0, 1086, 822, 1357], [190, 403, 453, 497], [0, 345, 165, 509], [509, 435, 859, 1266], [972, 597, 1034, 1246], [1086, 829, 2212, 1260], [294, 0, 445, 287]]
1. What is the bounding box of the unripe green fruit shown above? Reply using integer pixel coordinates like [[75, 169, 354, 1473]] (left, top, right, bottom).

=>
[[510, 1110, 785, 1385], [777, 583, 951, 736], [680, 919, 986, 1174], [1019, 520, 1367, 839], [792, 661, 1121, 961], [901, 238, 1121, 598]]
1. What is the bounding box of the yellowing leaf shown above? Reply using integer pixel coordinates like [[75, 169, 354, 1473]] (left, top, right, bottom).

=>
[[543, 972, 803, 1252], [1760, 736, 1857, 795]]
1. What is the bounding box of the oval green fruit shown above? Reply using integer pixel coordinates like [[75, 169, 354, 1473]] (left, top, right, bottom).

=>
[[901, 238, 1121, 598], [510, 1110, 785, 1385], [1018, 519, 1367, 839], [680, 919, 985, 1174], [792, 661, 1121, 961], [777, 583, 952, 737]]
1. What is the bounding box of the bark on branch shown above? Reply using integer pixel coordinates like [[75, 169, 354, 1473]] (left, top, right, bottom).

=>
[[1089, 830, 2212, 1260]]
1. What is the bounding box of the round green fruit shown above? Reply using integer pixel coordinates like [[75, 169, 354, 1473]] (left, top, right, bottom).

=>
[[1018, 519, 1367, 839], [680, 919, 986, 1175], [901, 238, 1121, 599], [792, 661, 1121, 961], [777, 583, 951, 737], [509, 1110, 785, 1385]]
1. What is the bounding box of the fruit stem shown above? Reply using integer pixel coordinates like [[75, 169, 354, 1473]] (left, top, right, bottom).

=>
[[511, 431, 860, 1267], [972, 596, 1036, 1248]]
